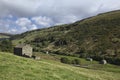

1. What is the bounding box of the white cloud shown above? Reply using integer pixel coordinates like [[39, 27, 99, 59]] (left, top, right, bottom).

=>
[[0, 0, 120, 33], [0, 19, 19, 33], [0, 0, 40, 17], [7, 14, 13, 19], [0, 0, 120, 19], [0, 20, 10, 33], [16, 18, 31, 30], [16, 17, 38, 32], [0, 17, 38, 33], [16, 18, 31, 26], [8, 29, 17, 33], [30, 24, 37, 30], [32, 16, 53, 27]]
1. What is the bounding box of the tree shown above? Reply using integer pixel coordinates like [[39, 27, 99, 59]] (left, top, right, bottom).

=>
[[0, 40, 13, 52], [72, 59, 81, 65], [60, 57, 70, 64]]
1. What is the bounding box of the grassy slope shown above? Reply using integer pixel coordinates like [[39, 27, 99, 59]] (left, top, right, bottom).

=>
[[0, 33, 11, 39], [11, 10, 120, 57], [34, 52, 120, 73], [0, 52, 120, 80], [0, 35, 9, 38]]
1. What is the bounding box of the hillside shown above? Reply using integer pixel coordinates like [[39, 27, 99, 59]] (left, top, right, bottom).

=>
[[11, 10, 120, 64], [0, 52, 120, 80], [0, 33, 12, 39]]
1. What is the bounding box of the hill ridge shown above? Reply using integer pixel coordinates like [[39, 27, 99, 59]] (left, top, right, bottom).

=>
[[11, 10, 120, 65]]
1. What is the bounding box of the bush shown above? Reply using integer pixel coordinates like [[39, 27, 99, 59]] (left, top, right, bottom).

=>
[[105, 57, 120, 65], [0, 40, 13, 52], [92, 56, 120, 65], [60, 57, 81, 65], [60, 57, 70, 64], [53, 51, 66, 55], [72, 59, 81, 65], [80, 53, 89, 58], [54, 39, 67, 46]]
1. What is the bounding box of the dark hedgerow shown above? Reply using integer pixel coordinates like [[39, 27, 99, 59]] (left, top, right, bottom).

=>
[[0, 40, 13, 53], [60, 57, 71, 64], [60, 57, 81, 65], [72, 59, 81, 65]]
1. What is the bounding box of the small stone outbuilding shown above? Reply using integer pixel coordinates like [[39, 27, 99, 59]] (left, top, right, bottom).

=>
[[100, 60, 107, 64], [86, 58, 93, 62], [35, 56, 41, 60], [32, 55, 41, 60], [14, 44, 33, 57]]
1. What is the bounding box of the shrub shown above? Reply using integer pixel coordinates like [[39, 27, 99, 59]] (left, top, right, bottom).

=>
[[72, 59, 81, 65], [54, 39, 67, 46], [60, 57, 70, 64], [80, 53, 89, 58], [105, 57, 120, 65], [0, 40, 13, 52]]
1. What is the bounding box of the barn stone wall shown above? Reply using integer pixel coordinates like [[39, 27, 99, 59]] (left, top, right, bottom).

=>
[[14, 48, 22, 56], [22, 45, 33, 57]]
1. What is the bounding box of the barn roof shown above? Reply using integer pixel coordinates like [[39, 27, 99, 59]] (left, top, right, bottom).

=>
[[15, 44, 31, 48]]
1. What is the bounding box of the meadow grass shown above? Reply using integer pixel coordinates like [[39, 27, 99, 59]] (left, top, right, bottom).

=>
[[0, 52, 120, 80]]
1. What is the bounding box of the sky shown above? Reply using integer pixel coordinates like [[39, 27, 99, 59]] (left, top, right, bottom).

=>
[[0, 0, 120, 34]]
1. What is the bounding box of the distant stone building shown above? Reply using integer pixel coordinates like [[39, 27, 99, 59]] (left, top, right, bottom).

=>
[[14, 44, 33, 57], [86, 58, 93, 62], [34, 56, 41, 60], [100, 60, 107, 64], [46, 51, 49, 54]]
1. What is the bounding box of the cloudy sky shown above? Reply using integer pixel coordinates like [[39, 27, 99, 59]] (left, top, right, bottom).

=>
[[0, 0, 120, 34]]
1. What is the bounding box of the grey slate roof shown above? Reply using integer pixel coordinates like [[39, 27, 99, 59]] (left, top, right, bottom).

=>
[[15, 44, 31, 48]]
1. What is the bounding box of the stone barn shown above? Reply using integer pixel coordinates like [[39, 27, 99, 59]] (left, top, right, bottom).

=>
[[86, 58, 93, 62], [14, 44, 33, 57], [100, 59, 107, 64]]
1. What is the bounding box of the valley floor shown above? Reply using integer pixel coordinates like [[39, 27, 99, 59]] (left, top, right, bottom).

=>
[[0, 52, 120, 80]]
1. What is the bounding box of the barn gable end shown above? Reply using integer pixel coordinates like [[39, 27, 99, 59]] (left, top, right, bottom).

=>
[[14, 44, 33, 57]]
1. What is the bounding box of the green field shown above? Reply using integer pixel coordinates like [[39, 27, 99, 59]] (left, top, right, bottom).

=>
[[0, 34, 11, 39], [0, 52, 120, 80], [0, 35, 9, 38]]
